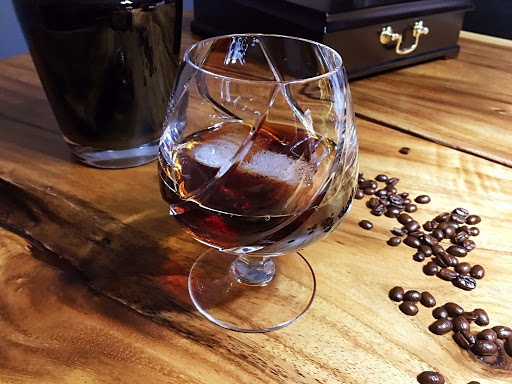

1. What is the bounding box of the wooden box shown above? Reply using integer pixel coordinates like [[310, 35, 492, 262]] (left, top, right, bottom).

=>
[[191, 0, 474, 79]]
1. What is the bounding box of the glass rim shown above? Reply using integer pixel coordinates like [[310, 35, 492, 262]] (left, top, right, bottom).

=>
[[183, 33, 344, 85]]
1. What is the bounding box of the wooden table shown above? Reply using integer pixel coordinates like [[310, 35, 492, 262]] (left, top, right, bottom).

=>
[[1, 12, 511, 384]]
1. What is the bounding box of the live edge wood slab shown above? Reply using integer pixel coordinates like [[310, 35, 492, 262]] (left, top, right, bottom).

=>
[[0, 11, 511, 384]]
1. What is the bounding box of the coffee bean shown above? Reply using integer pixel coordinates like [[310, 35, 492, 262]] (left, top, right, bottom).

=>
[[423, 262, 439, 276], [358, 176, 365, 185], [422, 234, 438, 247], [433, 252, 450, 268], [461, 329, 476, 344], [437, 268, 457, 281], [415, 195, 431, 204], [453, 275, 477, 291], [399, 301, 419, 316], [463, 311, 477, 322], [391, 227, 406, 236], [404, 198, 412, 204], [423, 221, 436, 232], [420, 292, 436, 308], [452, 207, 469, 218], [462, 239, 476, 252], [384, 206, 400, 218], [453, 231, 469, 245], [376, 189, 389, 198], [433, 307, 449, 319], [432, 229, 444, 241], [446, 245, 466, 258], [470, 265, 485, 279], [435, 213, 450, 223], [453, 332, 472, 350], [360, 180, 377, 190], [455, 262, 472, 275], [403, 290, 421, 302], [450, 213, 466, 224], [404, 236, 421, 248], [505, 338, 512, 357], [474, 309, 489, 326], [442, 226, 456, 239], [417, 371, 445, 384], [355, 189, 364, 199], [492, 326, 512, 340], [375, 174, 388, 182], [444, 302, 464, 317], [429, 319, 453, 335], [400, 192, 409, 198], [419, 245, 433, 257], [472, 340, 497, 356], [359, 220, 373, 230], [469, 227, 480, 236], [385, 185, 397, 195], [437, 222, 448, 230], [399, 147, 410, 155], [466, 215, 481, 225], [477, 329, 497, 342], [367, 197, 380, 209], [396, 213, 412, 225], [371, 204, 386, 216], [387, 236, 401, 246], [467, 381, 480, 384], [358, 171, 363, 177], [389, 286, 405, 302], [405, 204, 417, 213], [456, 225, 470, 234], [409, 230, 424, 238], [445, 254, 459, 267], [386, 177, 399, 185], [388, 194, 405, 205], [413, 252, 425, 262], [452, 316, 470, 332], [363, 187, 376, 195], [405, 221, 420, 232]]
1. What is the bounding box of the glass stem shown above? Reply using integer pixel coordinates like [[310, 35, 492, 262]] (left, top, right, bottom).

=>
[[231, 256, 277, 286]]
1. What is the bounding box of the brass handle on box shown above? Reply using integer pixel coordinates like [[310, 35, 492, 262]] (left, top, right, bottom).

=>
[[380, 21, 429, 55]]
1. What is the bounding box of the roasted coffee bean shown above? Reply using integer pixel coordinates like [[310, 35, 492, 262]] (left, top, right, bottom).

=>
[[385, 206, 401, 218], [467, 381, 480, 384], [437, 222, 449, 230], [470, 265, 485, 279], [359, 220, 373, 230], [422, 234, 438, 247], [442, 226, 456, 239], [409, 230, 424, 238], [477, 329, 497, 342], [386, 177, 399, 185], [419, 245, 432, 257], [389, 286, 405, 302], [450, 213, 466, 224], [437, 268, 457, 281], [404, 290, 421, 302], [417, 371, 445, 384], [453, 316, 470, 332], [456, 225, 470, 234], [435, 212, 450, 223], [385, 185, 397, 195], [433, 252, 450, 268], [466, 215, 481, 225], [433, 307, 449, 319], [375, 174, 388, 182], [376, 189, 388, 198], [387, 236, 401, 246], [420, 292, 436, 308], [413, 252, 425, 262], [423, 262, 439, 276], [423, 221, 435, 232], [399, 301, 419, 316], [371, 204, 386, 216], [355, 189, 364, 199], [363, 187, 376, 195], [453, 332, 472, 350], [404, 198, 412, 204], [405, 203, 417, 213], [453, 231, 469, 244], [391, 227, 406, 236], [461, 329, 476, 344], [405, 221, 420, 232], [358, 171, 363, 177], [472, 340, 497, 356], [404, 236, 421, 248], [358, 176, 365, 185], [447, 245, 467, 257], [397, 213, 413, 225], [463, 311, 478, 322], [429, 318, 453, 335], [380, 198, 391, 206], [492, 326, 512, 340], [389, 194, 405, 205], [474, 309, 489, 326], [469, 227, 480, 237], [452, 207, 469, 218], [360, 180, 377, 190], [400, 192, 409, 198], [505, 338, 512, 357], [415, 195, 431, 204], [399, 147, 410, 155], [453, 275, 477, 291], [431, 243, 444, 255], [432, 229, 444, 241], [455, 262, 472, 275], [462, 239, 476, 252], [446, 254, 459, 267], [444, 302, 464, 317]]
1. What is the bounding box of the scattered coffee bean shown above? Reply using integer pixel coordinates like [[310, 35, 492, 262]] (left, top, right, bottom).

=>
[[435, 213, 450, 223], [453, 332, 472, 350], [385, 206, 401, 218], [409, 230, 423, 238], [423, 262, 439, 276], [363, 187, 376, 195], [358, 176, 365, 184], [355, 189, 364, 199], [419, 245, 432, 257], [431, 244, 444, 256], [505, 337, 512, 357], [433, 307, 448, 319], [433, 252, 450, 268], [360, 180, 377, 190], [469, 227, 480, 237], [386, 185, 397, 194], [405, 203, 417, 213], [371, 204, 386, 216], [468, 381, 480, 384], [413, 252, 426, 262], [463, 311, 478, 322], [470, 265, 485, 279], [472, 340, 497, 356], [437, 222, 449, 231], [446, 245, 467, 257], [437, 268, 457, 281], [359, 220, 373, 230], [444, 302, 464, 317], [452, 207, 469, 217], [477, 329, 497, 342], [432, 229, 444, 241], [420, 292, 436, 308], [399, 301, 419, 316], [367, 197, 380, 209], [391, 227, 406, 236], [453, 275, 477, 291], [397, 213, 413, 225], [452, 316, 470, 332], [450, 213, 466, 224], [389, 286, 405, 302], [400, 192, 409, 198], [492, 326, 512, 340], [405, 221, 420, 232], [387, 236, 401, 246], [415, 195, 431, 204], [457, 225, 470, 234], [404, 236, 421, 248], [399, 147, 411, 155], [446, 254, 459, 267], [423, 221, 435, 231], [404, 198, 412, 204], [375, 174, 388, 182], [404, 290, 421, 302], [442, 226, 456, 239], [422, 234, 438, 247], [461, 329, 476, 344], [453, 231, 469, 244], [386, 177, 399, 185], [455, 262, 472, 275], [417, 371, 445, 384], [466, 215, 481, 225], [474, 309, 489, 326], [429, 318, 453, 335], [462, 239, 476, 252]]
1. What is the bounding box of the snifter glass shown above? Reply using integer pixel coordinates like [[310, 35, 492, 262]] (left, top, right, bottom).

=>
[[158, 34, 358, 332]]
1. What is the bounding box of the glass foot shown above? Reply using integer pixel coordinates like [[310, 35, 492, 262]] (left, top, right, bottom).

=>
[[188, 249, 316, 333]]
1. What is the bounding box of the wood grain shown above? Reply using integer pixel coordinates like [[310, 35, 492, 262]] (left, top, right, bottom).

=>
[[350, 31, 512, 167]]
